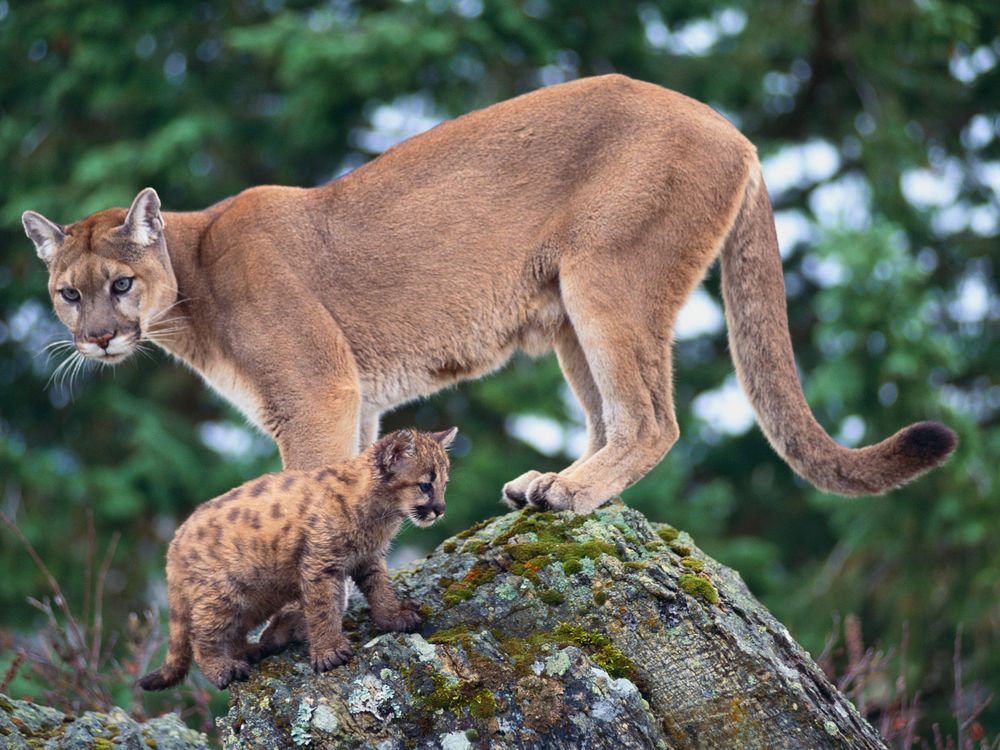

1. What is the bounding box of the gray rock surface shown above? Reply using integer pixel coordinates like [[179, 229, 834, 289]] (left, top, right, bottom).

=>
[[0, 692, 209, 749], [220, 501, 887, 749]]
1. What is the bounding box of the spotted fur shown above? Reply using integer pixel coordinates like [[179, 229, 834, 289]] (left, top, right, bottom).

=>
[[138, 427, 455, 691]]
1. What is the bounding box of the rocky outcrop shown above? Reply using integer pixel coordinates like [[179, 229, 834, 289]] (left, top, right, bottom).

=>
[[220, 501, 886, 749], [0, 692, 209, 749]]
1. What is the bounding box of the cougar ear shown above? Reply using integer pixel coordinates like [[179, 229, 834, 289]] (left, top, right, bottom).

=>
[[22, 211, 66, 266], [432, 427, 459, 449], [122, 188, 164, 246], [375, 430, 417, 477]]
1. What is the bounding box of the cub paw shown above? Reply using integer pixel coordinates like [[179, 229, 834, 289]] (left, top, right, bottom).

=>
[[376, 601, 423, 633], [311, 639, 353, 673], [208, 659, 252, 690], [501, 470, 542, 509]]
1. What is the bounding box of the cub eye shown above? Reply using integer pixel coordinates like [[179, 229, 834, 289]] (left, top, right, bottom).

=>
[[60, 288, 80, 303], [418, 482, 433, 494], [112, 277, 133, 294]]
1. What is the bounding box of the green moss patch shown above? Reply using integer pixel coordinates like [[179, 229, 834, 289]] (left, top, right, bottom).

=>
[[427, 624, 477, 646], [413, 670, 497, 720], [455, 516, 497, 540], [550, 623, 636, 680], [537, 588, 566, 606], [679, 574, 719, 605], [669, 542, 692, 557], [656, 526, 680, 543], [468, 688, 498, 719], [679, 557, 704, 572], [440, 561, 499, 607], [562, 559, 583, 575], [492, 509, 589, 548], [489, 622, 636, 682], [462, 540, 487, 554], [506, 539, 619, 586]]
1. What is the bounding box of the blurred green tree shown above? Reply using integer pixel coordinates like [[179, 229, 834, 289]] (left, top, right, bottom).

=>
[[1, 0, 996, 732]]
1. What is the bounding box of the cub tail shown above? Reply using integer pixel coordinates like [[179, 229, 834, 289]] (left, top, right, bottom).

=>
[[139, 589, 193, 691], [719, 165, 957, 496]]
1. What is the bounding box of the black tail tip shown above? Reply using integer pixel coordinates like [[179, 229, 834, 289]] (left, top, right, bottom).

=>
[[899, 421, 958, 466]]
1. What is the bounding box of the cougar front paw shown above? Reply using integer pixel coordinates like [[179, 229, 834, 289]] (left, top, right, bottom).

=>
[[311, 638, 354, 673], [525, 473, 602, 513], [376, 600, 423, 633], [502, 470, 542, 509]]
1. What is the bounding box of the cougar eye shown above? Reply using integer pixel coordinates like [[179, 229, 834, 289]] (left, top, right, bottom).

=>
[[60, 288, 80, 303], [418, 482, 433, 494], [112, 277, 133, 294]]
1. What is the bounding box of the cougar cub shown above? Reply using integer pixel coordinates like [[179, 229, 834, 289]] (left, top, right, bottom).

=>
[[139, 427, 456, 690]]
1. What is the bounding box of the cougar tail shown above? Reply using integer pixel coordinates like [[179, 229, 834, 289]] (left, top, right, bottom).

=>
[[139, 589, 193, 691], [719, 165, 956, 496]]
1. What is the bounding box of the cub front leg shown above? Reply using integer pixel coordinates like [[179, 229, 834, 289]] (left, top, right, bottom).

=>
[[353, 559, 422, 633], [299, 565, 353, 673]]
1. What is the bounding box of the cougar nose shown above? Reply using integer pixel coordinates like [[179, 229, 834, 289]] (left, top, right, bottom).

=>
[[85, 330, 116, 349], [433, 503, 446, 518]]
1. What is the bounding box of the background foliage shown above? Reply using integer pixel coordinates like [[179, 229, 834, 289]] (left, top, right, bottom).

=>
[[1, 0, 997, 736]]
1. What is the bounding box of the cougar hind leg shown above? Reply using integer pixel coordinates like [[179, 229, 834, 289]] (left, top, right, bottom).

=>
[[502, 323, 606, 509], [524, 229, 725, 513]]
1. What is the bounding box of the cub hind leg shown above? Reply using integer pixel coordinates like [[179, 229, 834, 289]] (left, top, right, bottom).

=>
[[190, 599, 253, 689], [248, 605, 308, 663]]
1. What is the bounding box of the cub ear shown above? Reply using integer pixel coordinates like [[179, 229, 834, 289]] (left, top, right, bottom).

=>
[[22, 210, 66, 266], [375, 430, 416, 476], [431, 427, 459, 449], [122, 187, 164, 246]]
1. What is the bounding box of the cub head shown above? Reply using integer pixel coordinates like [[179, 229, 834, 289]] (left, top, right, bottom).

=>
[[374, 427, 458, 527], [22, 188, 178, 364]]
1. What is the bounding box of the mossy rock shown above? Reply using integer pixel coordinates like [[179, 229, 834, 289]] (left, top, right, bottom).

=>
[[222, 500, 886, 749], [0, 694, 209, 750]]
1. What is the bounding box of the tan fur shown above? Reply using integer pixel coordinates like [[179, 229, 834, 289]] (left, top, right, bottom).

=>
[[138, 427, 455, 690], [24, 75, 955, 511]]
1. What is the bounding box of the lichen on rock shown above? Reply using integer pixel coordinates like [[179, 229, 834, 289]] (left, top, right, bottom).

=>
[[0, 693, 209, 750], [221, 500, 887, 749]]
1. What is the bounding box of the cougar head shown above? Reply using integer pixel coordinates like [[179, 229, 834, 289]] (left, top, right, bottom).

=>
[[22, 188, 178, 365]]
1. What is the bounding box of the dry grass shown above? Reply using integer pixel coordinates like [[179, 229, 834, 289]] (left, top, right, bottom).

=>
[[0, 510, 214, 734], [819, 613, 998, 750]]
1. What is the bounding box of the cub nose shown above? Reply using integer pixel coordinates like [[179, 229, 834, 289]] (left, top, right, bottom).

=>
[[85, 330, 116, 349], [432, 503, 446, 518]]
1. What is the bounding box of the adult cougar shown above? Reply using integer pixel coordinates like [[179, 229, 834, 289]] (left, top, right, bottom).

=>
[[22, 75, 955, 513]]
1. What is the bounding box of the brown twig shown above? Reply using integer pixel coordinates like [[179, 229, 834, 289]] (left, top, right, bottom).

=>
[[0, 652, 24, 692], [82, 511, 95, 641], [0, 511, 88, 657], [91, 530, 120, 666], [954, 625, 964, 750]]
